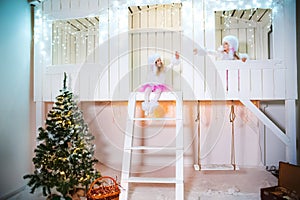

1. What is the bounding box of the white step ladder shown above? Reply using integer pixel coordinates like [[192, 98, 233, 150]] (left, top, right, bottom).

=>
[[120, 92, 184, 200]]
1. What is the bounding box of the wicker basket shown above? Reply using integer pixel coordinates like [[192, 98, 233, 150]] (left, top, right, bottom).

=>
[[87, 176, 120, 200]]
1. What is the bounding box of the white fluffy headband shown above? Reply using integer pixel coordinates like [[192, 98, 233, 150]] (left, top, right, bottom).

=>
[[148, 53, 161, 65], [222, 35, 239, 52]]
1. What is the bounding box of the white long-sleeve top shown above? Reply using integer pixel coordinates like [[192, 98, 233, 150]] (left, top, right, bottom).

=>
[[195, 46, 249, 61], [147, 57, 180, 84]]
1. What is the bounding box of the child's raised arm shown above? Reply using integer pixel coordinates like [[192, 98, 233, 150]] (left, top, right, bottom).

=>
[[170, 51, 181, 66], [193, 46, 207, 56]]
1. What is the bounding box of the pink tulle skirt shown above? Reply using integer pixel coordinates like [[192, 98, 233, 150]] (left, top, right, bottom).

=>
[[139, 83, 169, 92]]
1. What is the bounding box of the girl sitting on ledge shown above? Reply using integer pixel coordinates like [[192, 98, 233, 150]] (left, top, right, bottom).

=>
[[139, 51, 180, 115]]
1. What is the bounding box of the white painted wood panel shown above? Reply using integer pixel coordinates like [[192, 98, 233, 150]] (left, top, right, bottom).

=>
[[89, 69, 101, 100], [274, 69, 286, 99], [131, 33, 141, 90], [79, 0, 89, 10], [140, 34, 148, 87], [164, 32, 173, 87], [89, 0, 99, 10], [51, 0, 61, 12], [71, 0, 80, 10], [250, 69, 262, 99], [43, 73, 53, 100], [215, 69, 226, 99], [79, 69, 88, 100], [228, 69, 239, 98], [42, 42, 289, 100], [110, 61, 119, 99], [282, 2, 297, 99], [61, 0, 70, 12], [36, 0, 296, 102], [239, 69, 250, 99], [172, 32, 182, 92], [262, 69, 274, 99], [193, 1, 205, 100]]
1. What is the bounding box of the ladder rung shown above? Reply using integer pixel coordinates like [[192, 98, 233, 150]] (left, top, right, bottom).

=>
[[121, 91, 184, 200], [132, 117, 180, 121], [125, 146, 183, 150], [127, 177, 177, 183]]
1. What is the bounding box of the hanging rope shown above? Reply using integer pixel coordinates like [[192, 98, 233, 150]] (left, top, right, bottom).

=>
[[229, 103, 236, 170], [63, 72, 67, 89], [195, 100, 201, 170]]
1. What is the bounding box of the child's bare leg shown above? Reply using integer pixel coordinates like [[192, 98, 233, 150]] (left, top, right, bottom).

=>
[[153, 89, 162, 102], [148, 89, 161, 114], [144, 87, 151, 103], [142, 87, 152, 115]]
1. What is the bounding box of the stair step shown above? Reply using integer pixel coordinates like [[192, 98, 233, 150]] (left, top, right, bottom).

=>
[[127, 177, 178, 184], [125, 146, 183, 150]]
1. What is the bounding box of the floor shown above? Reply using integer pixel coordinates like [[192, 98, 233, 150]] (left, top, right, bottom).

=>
[[9, 164, 278, 200]]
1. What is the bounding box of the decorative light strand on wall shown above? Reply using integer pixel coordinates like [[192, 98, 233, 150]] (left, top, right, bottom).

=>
[[35, 0, 284, 65], [50, 16, 99, 65]]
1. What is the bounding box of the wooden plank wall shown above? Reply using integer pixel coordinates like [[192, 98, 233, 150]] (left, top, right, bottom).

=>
[[37, 0, 288, 101], [39, 0, 130, 101], [129, 4, 182, 92]]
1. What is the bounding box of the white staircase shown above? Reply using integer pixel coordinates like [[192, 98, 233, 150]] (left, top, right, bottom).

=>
[[120, 92, 184, 200]]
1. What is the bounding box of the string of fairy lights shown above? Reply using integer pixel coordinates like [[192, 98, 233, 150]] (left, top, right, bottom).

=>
[[52, 18, 99, 64], [220, 8, 273, 48], [34, 0, 284, 65]]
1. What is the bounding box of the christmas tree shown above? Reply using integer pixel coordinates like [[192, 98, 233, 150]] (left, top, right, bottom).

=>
[[24, 73, 100, 199]]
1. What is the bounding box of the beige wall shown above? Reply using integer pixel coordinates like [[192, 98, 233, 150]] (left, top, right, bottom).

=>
[[44, 100, 265, 171]]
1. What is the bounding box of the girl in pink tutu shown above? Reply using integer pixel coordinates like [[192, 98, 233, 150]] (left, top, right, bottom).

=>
[[140, 51, 180, 115]]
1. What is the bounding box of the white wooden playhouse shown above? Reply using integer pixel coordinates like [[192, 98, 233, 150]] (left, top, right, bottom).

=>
[[33, 0, 297, 179]]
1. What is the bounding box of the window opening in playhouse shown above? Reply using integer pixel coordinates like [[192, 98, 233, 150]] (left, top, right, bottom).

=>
[[215, 8, 272, 60], [128, 3, 182, 91], [52, 16, 99, 65]]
